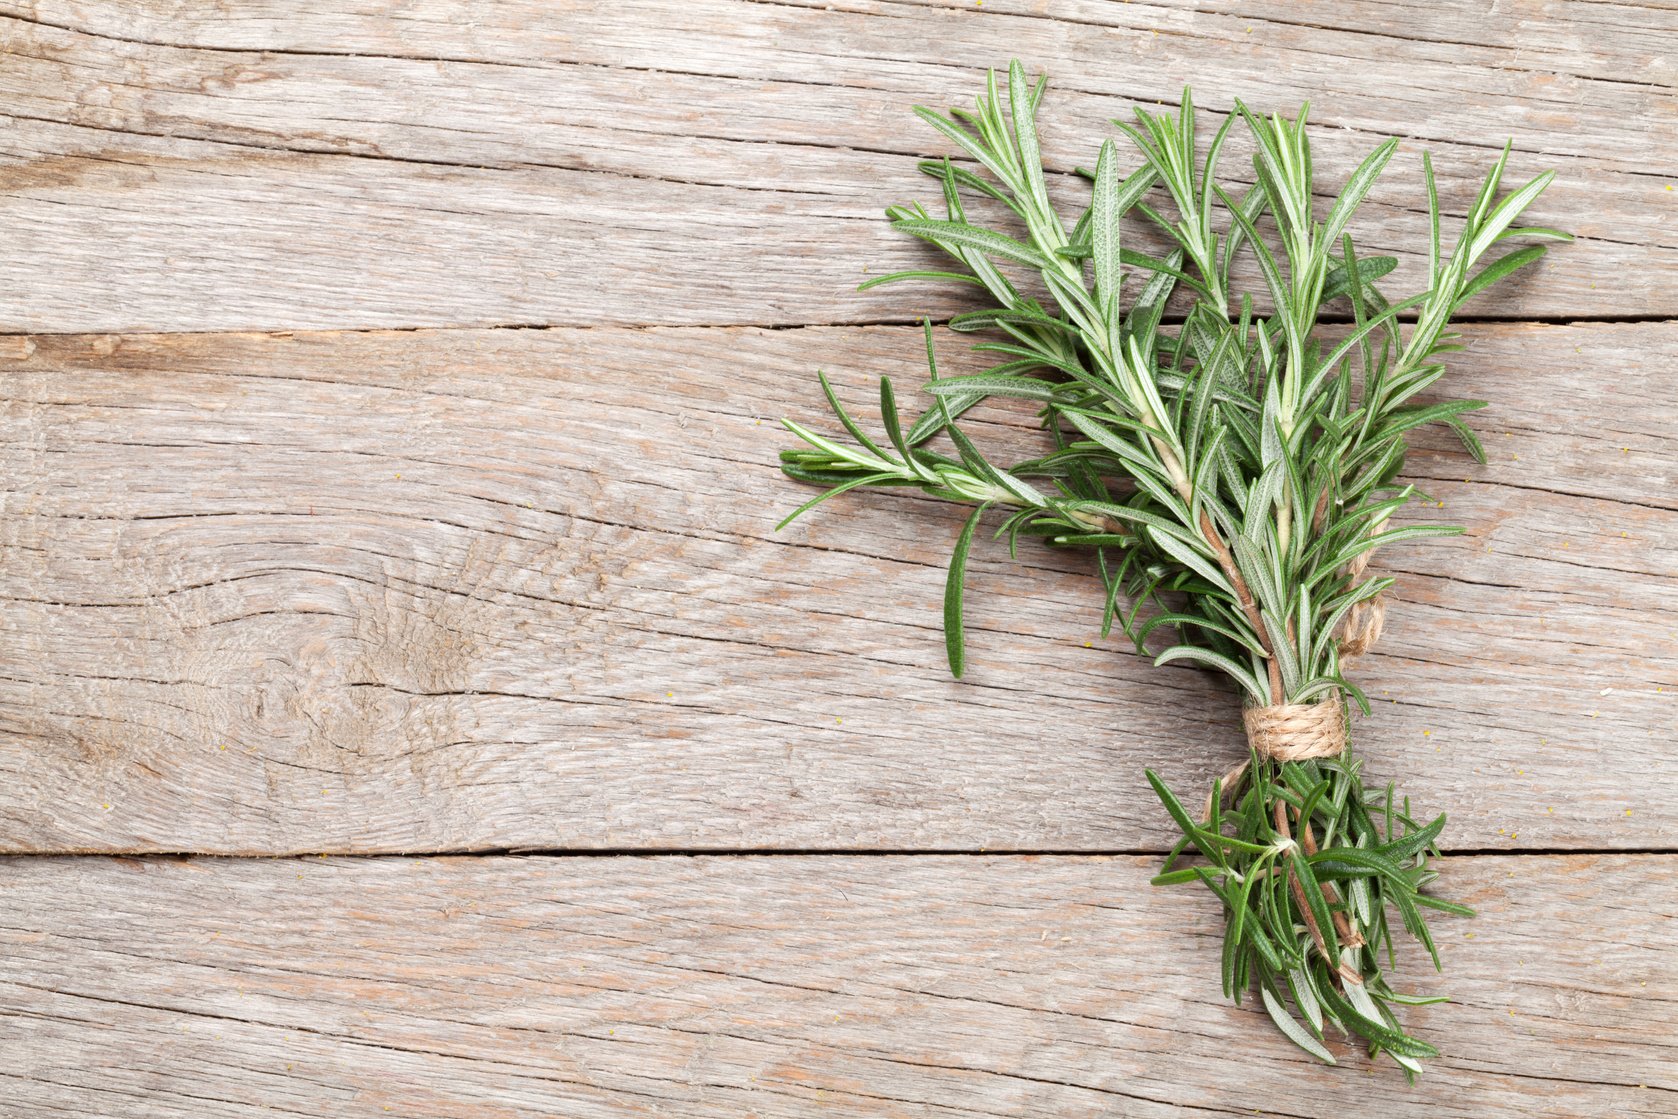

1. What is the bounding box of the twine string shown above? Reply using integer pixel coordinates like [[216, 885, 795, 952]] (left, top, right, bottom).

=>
[[1244, 693, 1348, 762], [1335, 532, 1386, 660], [1199, 531, 1387, 823], [1200, 695, 1348, 823]]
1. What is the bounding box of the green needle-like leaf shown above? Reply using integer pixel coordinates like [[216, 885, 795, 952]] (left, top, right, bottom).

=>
[[1262, 984, 1338, 1064], [944, 503, 990, 678]]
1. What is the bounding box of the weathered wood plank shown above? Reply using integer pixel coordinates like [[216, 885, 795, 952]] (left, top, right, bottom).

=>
[[1, 0, 1672, 331], [2, 323, 1672, 854], [1, 853, 1672, 1116]]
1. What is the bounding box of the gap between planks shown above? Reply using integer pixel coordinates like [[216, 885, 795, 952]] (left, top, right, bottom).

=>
[[2, 313, 1678, 339], [9, 845, 1678, 859]]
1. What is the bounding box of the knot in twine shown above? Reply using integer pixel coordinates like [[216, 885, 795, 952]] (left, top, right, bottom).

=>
[[1335, 540, 1386, 658]]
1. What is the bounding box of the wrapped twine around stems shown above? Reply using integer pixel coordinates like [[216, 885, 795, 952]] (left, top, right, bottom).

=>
[[1200, 544, 1386, 822], [1244, 694, 1349, 762]]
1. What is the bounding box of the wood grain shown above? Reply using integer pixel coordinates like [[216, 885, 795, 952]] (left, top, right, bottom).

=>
[[2, 3, 1673, 1113], [3, 323, 1672, 854], [2, 0, 1673, 331], [2, 853, 1672, 1117]]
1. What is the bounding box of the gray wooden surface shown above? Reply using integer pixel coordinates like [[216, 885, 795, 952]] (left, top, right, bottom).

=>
[[3, 855, 1673, 1117], [2, 323, 1674, 855], [1, 0, 1674, 330], [2, 1, 1676, 1115]]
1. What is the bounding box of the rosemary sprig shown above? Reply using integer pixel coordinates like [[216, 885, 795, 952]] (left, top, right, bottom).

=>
[[778, 62, 1567, 1071]]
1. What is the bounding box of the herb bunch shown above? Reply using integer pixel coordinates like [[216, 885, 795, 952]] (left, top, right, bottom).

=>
[[779, 62, 1566, 1071]]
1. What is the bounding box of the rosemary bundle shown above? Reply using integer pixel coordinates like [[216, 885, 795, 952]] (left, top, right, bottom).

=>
[[778, 64, 1570, 1069]]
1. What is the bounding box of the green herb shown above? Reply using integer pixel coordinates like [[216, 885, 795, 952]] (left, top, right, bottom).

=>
[[779, 62, 1567, 1072]]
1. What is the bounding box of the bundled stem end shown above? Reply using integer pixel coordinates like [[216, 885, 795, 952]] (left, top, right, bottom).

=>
[[777, 60, 1562, 1074], [1154, 720, 1465, 1077]]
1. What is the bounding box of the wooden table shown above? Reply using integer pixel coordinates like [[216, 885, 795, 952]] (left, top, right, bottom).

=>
[[3, 2, 1674, 1114]]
